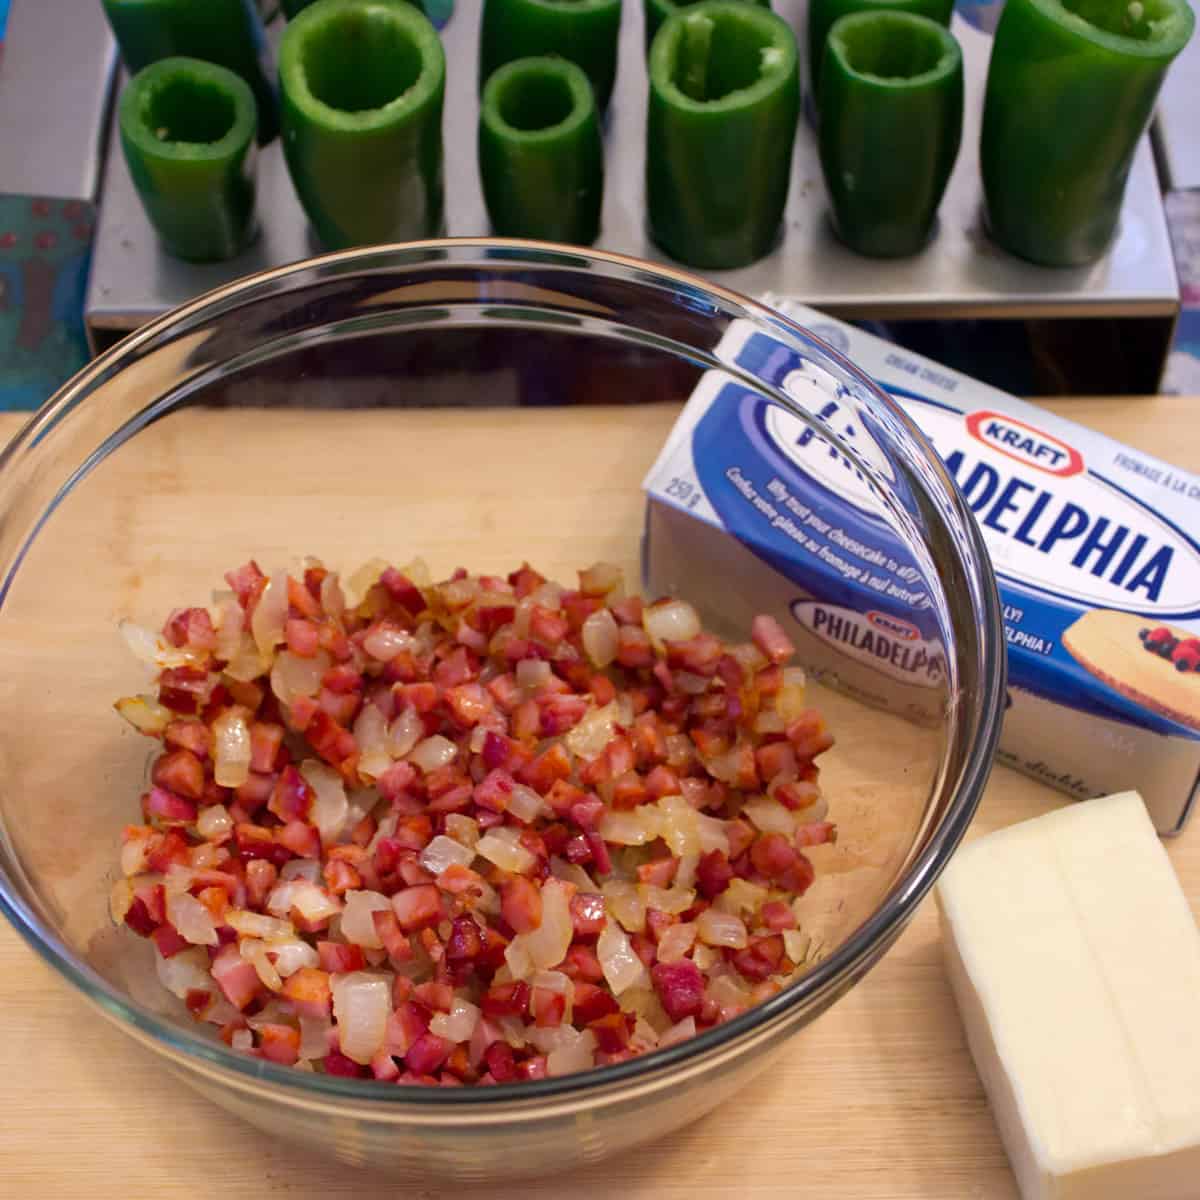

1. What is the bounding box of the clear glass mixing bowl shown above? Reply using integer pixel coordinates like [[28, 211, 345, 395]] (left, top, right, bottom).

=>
[[0, 241, 1003, 1179]]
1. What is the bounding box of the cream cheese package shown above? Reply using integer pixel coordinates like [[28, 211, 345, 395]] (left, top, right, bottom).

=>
[[642, 303, 1200, 834]]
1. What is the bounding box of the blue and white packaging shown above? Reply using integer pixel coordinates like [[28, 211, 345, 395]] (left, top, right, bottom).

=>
[[643, 304, 1200, 834]]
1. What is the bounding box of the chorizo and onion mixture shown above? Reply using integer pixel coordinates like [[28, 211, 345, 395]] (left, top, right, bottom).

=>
[[111, 559, 836, 1084]]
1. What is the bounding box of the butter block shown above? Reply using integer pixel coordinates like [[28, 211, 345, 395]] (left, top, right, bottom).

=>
[[937, 792, 1200, 1199]]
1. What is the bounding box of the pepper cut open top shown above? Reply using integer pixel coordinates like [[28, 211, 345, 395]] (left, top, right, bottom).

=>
[[481, 56, 595, 143], [826, 11, 960, 88], [279, 0, 444, 130], [121, 57, 256, 161], [649, 3, 797, 110], [1030, 0, 1193, 54]]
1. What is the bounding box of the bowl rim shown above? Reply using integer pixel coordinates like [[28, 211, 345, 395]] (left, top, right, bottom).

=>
[[0, 237, 1006, 1107]]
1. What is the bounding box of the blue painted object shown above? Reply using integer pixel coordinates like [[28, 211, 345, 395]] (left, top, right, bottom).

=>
[[0, 196, 94, 411]]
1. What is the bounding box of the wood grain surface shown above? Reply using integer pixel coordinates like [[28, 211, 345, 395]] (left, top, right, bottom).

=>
[[1, 395, 1197, 1199]]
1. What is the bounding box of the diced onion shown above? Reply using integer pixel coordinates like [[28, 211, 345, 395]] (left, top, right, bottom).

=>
[[166, 891, 218, 946], [597, 922, 650, 996], [602, 881, 646, 933], [109, 879, 134, 924], [242, 939, 284, 991], [266, 879, 341, 924], [509, 878, 572, 972], [656, 795, 701, 858], [388, 707, 423, 759], [776, 683, 808, 723], [408, 735, 457, 773], [581, 608, 619, 668], [197, 805, 233, 840], [300, 759, 348, 841], [658, 1016, 697, 1048], [565, 701, 616, 761], [783, 928, 814, 965], [226, 909, 294, 941], [320, 572, 346, 618], [697, 909, 749, 949], [443, 814, 480, 849], [707, 973, 752, 1009], [547, 1027, 597, 1077], [598, 809, 659, 846], [429, 997, 480, 1044], [655, 922, 697, 964], [331, 972, 391, 1064], [300, 1015, 333, 1060], [119, 620, 200, 670], [273, 938, 321, 978], [363, 625, 415, 662], [637, 884, 695, 916], [280, 858, 322, 884], [476, 832, 536, 875], [270, 649, 330, 706], [515, 659, 551, 691], [694, 814, 729, 855], [420, 835, 475, 876], [340, 890, 393, 948], [155, 946, 213, 1000], [115, 694, 173, 735], [250, 570, 289, 660], [742, 797, 796, 836], [550, 857, 598, 892], [715, 878, 770, 916], [507, 784, 545, 824], [343, 559, 389, 610], [353, 703, 391, 780], [644, 599, 701, 645], [212, 709, 252, 789]]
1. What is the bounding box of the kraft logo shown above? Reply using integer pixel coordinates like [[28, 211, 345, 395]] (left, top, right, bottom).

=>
[[866, 610, 920, 641], [965, 410, 1084, 477]]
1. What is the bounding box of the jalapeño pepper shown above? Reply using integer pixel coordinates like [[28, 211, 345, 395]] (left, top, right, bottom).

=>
[[278, 0, 445, 249], [479, 0, 623, 113], [646, 1, 799, 269], [101, 0, 279, 143], [981, 0, 1193, 267], [120, 57, 258, 262], [479, 57, 604, 243], [643, 0, 770, 52], [819, 11, 962, 257]]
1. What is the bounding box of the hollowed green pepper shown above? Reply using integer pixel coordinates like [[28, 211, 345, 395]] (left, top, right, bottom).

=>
[[981, 0, 1194, 267], [119, 57, 258, 262], [642, 0, 770, 52], [278, 0, 445, 249], [283, 0, 427, 15], [819, 11, 962, 257], [479, 0, 623, 113], [479, 57, 604, 243], [646, 1, 799, 269], [101, 0, 279, 143], [806, 0, 952, 104]]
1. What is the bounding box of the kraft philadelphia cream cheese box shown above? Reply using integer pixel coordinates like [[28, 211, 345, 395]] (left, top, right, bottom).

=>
[[642, 303, 1200, 834]]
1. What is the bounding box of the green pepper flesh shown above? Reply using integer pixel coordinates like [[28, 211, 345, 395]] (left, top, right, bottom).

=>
[[642, 0, 770, 52], [102, 0, 279, 143], [479, 0, 623, 113], [819, 11, 962, 257], [119, 56, 259, 262], [479, 57, 604, 243], [646, 1, 800, 269], [806, 0, 952, 106], [981, 0, 1194, 266], [279, 0, 446, 249]]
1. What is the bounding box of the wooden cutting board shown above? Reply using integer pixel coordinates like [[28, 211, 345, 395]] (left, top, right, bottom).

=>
[[2, 396, 1198, 1199]]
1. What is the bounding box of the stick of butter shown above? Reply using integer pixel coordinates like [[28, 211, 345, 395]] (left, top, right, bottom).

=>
[[937, 792, 1200, 1199]]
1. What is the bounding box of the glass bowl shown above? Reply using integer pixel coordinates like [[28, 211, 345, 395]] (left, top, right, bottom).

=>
[[0, 240, 1003, 1179]]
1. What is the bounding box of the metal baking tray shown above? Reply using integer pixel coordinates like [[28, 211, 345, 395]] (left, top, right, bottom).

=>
[[85, 0, 1181, 388]]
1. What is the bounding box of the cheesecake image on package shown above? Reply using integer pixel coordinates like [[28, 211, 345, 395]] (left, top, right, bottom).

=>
[[1064, 611, 1200, 732], [643, 302, 1200, 833]]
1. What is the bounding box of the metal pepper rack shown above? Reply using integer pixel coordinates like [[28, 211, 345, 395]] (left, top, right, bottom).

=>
[[84, 0, 1182, 393]]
